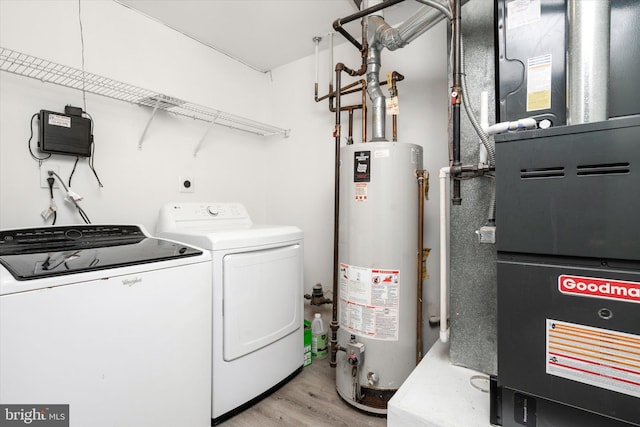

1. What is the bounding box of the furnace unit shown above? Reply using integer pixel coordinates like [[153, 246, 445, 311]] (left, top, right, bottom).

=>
[[492, 0, 640, 424], [493, 117, 640, 427]]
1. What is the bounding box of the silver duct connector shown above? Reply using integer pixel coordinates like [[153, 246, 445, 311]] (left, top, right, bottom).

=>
[[396, 3, 451, 45], [367, 42, 387, 141], [368, 5, 449, 52], [369, 15, 407, 51], [567, 0, 611, 125], [363, 1, 453, 141]]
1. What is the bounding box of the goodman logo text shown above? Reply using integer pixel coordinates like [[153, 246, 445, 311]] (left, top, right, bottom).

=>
[[559, 274, 640, 303]]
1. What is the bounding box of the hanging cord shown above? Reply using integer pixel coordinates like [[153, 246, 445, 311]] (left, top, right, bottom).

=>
[[65, 111, 103, 188], [49, 171, 92, 224], [68, 156, 80, 187], [47, 176, 57, 225], [28, 113, 51, 165], [78, 0, 87, 112], [84, 111, 103, 187]]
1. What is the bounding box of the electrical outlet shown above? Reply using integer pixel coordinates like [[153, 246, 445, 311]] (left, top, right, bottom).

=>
[[179, 176, 195, 193], [40, 165, 60, 189]]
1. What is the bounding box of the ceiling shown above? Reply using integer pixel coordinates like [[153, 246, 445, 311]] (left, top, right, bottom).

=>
[[116, 0, 424, 73]]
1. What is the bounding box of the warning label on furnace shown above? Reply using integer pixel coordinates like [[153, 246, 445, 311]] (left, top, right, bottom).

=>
[[339, 263, 400, 340], [546, 319, 640, 398], [527, 54, 552, 111]]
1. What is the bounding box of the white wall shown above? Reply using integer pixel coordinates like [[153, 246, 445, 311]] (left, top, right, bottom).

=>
[[0, 0, 274, 232], [0, 0, 449, 346]]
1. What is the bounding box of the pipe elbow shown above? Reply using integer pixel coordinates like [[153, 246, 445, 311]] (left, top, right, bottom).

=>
[[379, 26, 408, 51], [368, 15, 407, 51], [332, 18, 343, 32]]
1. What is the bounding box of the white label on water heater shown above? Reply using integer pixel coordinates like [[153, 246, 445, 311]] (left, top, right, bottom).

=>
[[354, 183, 368, 201], [546, 319, 640, 398], [339, 263, 400, 341]]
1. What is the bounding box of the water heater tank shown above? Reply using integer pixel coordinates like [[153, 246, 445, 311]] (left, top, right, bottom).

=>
[[336, 141, 423, 413]]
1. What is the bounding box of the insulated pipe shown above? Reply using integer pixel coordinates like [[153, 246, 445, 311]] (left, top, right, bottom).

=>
[[439, 166, 451, 343], [567, 0, 611, 125]]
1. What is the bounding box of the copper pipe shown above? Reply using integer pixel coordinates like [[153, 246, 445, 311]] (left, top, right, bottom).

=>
[[416, 170, 427, 364], [388, 71, 404, 142], [330, 7, 372, 369], [348, 109, 354, 144], [330, 65, 343, 368], [451, 0, 462, 204], [318, 80, 364, 103], [393, 116, 398, 142]]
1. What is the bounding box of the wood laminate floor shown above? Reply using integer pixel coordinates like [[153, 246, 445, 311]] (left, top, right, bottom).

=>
[[218, 357, 387, 427]]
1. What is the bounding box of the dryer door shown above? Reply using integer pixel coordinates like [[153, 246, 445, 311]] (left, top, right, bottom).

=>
[[222, 243, 302, 361]]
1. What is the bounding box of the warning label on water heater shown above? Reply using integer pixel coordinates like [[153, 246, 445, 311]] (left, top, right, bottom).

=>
[[354, 151, 371, 183], [546, 319, 640, 398], [339, 263, 400, 341]]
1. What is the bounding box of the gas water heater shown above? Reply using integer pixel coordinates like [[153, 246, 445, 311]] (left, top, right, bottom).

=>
[[336, 141, 423, 413]]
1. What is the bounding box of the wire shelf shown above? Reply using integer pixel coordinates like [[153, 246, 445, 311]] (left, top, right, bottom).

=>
[[0, 46, 290, 138]]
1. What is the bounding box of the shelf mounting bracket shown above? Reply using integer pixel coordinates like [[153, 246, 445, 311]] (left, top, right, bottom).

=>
[[193, 113, 221, 157], [138, 97, 162, 150]]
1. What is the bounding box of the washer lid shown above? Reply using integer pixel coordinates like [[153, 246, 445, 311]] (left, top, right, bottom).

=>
[[0, 225, 203, 281]]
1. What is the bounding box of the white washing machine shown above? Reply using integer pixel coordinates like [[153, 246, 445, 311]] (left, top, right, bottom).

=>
[[0, 224, 212, 427], [156, 202, 304, 424]]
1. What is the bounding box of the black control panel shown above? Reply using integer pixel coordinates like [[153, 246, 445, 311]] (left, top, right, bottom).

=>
[[0, 225, 203, 280], [0, 225, 145, 255]]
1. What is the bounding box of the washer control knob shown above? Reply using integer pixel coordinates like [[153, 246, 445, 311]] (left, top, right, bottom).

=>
[[207, 206, 219, 216]]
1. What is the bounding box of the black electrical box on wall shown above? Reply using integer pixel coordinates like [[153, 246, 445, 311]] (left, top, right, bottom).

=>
[[38, 110, 92, 157]]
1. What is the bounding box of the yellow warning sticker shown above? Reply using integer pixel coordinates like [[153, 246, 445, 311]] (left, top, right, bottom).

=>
[[527, 54, 552, 111], [546, 319, 640, 398]]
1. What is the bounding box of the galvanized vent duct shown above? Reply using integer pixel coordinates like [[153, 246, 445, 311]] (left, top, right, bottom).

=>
[[364, 0, 452, 141], [567, 0, 611, 125]]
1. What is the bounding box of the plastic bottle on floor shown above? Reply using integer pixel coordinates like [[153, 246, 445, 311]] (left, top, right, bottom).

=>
[[311, 313, 328, 359]]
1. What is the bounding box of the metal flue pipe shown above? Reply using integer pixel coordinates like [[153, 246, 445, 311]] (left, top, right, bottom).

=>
[[567, 0, 611, 125], [367, 45, 387, 140]]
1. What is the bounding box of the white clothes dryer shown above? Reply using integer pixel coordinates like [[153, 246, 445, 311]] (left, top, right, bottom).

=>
[[156, 202, 304, 424]]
